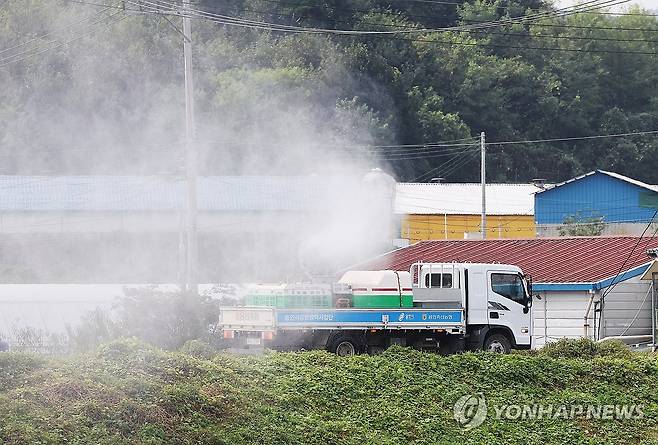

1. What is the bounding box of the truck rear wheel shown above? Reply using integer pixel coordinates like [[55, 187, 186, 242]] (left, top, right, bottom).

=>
[[483, 333, 511, 354], [328, 335, 360, 356]]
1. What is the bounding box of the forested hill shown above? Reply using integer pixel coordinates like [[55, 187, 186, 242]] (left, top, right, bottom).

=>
[[1, 0, 657, 183]]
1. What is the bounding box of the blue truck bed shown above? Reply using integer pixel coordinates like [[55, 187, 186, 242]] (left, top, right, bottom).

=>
[[220, 307, 465, 332]]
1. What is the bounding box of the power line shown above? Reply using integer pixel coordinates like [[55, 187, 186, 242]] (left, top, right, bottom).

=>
[[376, 145, 480, 161], [366, 136, 479, 148], [486, 129, 658, 146], [411, 146, 480, 181], [74, 0, 658, 33], [133, 0, 658, 55], [389, 0, 463, 5], [338, 29, 658, 55], [601, 210, 658, 300], [0, 10, 127, 68], [194, 4, 658, 45], [188, 0, 658, 44], [69, 0, 658, 55], [195, 0, 658, 21], [200, 136, 480, 153], [0, 6, 112, 56], [210, 0, 658, 32], [123, 0, 633, 35], [202, 129, 658, 158]]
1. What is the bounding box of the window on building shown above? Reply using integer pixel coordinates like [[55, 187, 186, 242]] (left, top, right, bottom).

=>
[[491, 273, 525, 304], [425, 273, 453, 288]]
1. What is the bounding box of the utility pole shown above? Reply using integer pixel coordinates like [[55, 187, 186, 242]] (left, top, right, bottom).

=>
[[182, 0, 198, 295], [480, 131, 486, 240]]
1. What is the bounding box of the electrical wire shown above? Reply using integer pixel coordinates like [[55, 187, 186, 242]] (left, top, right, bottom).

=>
[[195, 0, 658, 21], [618, 285, 651, 336], [364, 31, 658, 55], [600, 210, 658, 300], [0, 10, 123, 66], [487, 130, 658, 146], [378, 145, 480, 161], [136, 0, 658, 55], [411, 145, 480, 181], [68, 0, 658, 55], [123, 0, 633, 35], [0, 6, 112, 56], [0, 10, 128, 68], [188, 0, 658, 45], [73, 0, 658, 33]]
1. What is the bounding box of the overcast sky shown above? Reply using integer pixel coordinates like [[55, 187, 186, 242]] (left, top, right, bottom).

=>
[[555, 0, 658, 11]]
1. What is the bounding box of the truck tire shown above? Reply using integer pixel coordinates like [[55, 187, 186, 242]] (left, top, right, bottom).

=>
[[328, 335, 360, 356], [483, 333, 511, 354], [439, 337, 465, 355]]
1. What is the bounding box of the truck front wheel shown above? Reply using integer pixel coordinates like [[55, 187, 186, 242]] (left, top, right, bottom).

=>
[[483, 333, 511, 354], [328, 335, 361, 356]]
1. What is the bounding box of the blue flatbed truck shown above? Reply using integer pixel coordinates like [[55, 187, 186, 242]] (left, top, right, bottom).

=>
[[219, 263, 533, 355]]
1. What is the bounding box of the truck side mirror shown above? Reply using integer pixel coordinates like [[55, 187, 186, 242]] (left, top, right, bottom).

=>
[[523, 294, 532, 313]]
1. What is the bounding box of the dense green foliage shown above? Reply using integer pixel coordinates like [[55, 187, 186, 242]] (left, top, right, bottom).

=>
[[1, 339, 658, 444], [1, 1, 657, 182]]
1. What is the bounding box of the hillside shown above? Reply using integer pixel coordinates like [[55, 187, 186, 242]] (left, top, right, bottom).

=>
[[1, 1, 657, 182], [1, 339, 657, 444]]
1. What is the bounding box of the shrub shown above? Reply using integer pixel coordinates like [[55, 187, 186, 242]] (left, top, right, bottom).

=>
[[0, 353, 44, 391], [539, 338, 599, 359], [68, 289, 220, 352], [595, 339, 634, 359], [539, 338, 632, 359], [179, 340, 218, 360]]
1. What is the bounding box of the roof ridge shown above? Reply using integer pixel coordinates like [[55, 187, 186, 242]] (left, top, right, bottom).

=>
[[537, 170, 658, 194]]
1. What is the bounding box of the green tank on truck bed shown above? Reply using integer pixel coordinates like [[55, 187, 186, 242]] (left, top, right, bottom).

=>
[[244, 283, 333, 308], [244, 271, 413, 310]]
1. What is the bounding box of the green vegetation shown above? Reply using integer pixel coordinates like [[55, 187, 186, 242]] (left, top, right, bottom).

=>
[[1, 338, 658, 444], [1, 1, 657, 182], [558, 213, 606, 236]]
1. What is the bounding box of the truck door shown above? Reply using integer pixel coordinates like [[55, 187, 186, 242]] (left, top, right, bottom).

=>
[[487, 271, 531, 347]]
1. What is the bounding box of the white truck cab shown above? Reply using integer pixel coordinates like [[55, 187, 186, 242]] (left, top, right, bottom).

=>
[[411, 262, 532, 352]]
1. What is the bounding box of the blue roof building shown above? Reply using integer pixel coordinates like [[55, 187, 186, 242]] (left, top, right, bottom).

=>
[[534, 170, 658, 236]]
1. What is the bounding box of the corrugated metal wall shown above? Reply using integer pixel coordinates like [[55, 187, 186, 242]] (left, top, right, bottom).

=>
[[401, 214, 535, 242], [532, 291, 595, 347], [532, 276, 653, 348], [535, 173, 656, 225], [600, 275, 652, 338]]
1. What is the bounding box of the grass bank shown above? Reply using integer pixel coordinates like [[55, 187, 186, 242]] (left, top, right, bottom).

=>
[[1, 339, 657, 445]]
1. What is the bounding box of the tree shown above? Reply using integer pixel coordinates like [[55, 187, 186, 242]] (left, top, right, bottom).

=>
[[558, 213, 605, 237]]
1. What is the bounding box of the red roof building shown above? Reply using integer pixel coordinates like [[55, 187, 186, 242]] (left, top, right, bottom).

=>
[[360, 236, 658, 291]]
